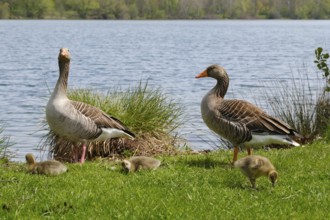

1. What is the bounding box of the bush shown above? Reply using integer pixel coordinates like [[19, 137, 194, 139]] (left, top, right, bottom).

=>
[[315, 93, 330, 137], [314, 47, 330, 92], [43, 82, 184, 162], [314, 47, 330, 137]]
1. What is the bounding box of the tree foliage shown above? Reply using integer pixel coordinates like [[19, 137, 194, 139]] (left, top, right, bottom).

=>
[[1, 0, 330, 19]]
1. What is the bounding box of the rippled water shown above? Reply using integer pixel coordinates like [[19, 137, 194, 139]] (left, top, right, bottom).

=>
[[0, 20, 329, 161]]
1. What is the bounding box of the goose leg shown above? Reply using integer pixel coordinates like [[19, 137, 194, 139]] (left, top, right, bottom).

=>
[[72, 147, 78, 163], [80, 144, 86, 164], [233, 147, 239, 163], [247, 147, 253, 155]]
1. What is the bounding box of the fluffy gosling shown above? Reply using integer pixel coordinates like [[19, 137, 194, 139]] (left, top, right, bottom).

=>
[[122, 156, 161, 173], [234, 155, 278, 189], [25, 153, 67, 176]]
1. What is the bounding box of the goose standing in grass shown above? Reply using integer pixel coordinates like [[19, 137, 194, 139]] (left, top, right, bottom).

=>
[[25, 153, 67, 176], [195, 65, 301, 163], [234, 155, 278, 189], [46, 48, 135, 164]]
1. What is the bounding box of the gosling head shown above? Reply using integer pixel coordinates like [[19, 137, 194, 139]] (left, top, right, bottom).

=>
[[269, 170, 278, 187], [25, 153, 36, 165], [122, 160, 131, 173]]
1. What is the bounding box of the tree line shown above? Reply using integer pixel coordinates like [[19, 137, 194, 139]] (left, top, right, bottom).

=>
[[0, 0, 329, 19]]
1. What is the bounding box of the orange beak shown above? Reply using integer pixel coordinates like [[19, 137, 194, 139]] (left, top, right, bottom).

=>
[[195, 69, 208, 78]]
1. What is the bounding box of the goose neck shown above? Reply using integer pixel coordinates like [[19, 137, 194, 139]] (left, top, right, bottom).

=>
[[54, 60, 70, 96], [213, 78, 229, 98]]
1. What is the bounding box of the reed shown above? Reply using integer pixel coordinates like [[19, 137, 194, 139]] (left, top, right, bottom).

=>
[[43, 82, 184, 161], [0, 125, 12, 160], [261, 66, 330, 143]]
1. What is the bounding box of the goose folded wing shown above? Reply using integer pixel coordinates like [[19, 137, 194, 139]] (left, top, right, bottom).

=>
[[219, 100, 294, 136], [71, 101, 132, 132]]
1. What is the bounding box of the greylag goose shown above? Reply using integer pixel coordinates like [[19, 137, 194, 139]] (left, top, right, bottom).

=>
[[25, 153, 68, 176], [122, 156, 161, 173], [46, 48, 135, 164], [195, 65, 301, 162], [234, 155, 278, 188]]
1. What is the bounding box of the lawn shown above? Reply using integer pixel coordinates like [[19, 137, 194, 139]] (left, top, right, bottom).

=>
[[1, 141, 330, 219]]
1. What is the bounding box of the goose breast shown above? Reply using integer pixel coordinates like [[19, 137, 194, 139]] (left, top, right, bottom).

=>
[[46, 99, 100, 143]]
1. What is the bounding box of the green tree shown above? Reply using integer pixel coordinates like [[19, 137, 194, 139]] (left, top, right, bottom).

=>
[[2, 0, 330, 19], [0, 2, 10, 18], [128, 3, 138, 19], [65, 0, 99, 19], [114, 1, 130, 19]]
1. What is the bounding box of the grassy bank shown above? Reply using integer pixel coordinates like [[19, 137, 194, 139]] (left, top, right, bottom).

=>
[[1, 141, 329, 219]]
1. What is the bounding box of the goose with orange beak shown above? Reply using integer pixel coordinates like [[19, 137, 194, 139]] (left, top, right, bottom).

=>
[[195, 65, 301, 163]]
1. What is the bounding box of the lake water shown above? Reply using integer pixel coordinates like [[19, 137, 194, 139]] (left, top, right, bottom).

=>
[[0, 20, 329, 161]]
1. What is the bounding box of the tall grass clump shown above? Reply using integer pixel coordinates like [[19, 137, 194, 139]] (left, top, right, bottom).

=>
[[261, 47, 330, 144], [314, 92, 330, 137], [264, 47, 330, 143], [0, 124, 12, 160], [44, 82, 184, 162], [104, 81, 183, 134], [261, 67, 318, 142]]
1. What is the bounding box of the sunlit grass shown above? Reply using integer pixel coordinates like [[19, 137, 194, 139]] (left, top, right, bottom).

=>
[[2, 141, 330, 219]]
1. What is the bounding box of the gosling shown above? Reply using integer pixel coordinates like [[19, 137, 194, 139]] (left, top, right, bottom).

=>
[[122, 156, 161, 173], [25, 153, 68, 176], [234, 155, 278, 189]]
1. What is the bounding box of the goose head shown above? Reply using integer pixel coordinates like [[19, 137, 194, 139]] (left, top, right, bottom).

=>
[[195, 64, 228, 80], [195, 64, 229, 98], [58, 48, 70, 62]]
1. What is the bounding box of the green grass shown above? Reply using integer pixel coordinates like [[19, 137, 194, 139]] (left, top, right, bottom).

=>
[[1, 141, 330, 219]]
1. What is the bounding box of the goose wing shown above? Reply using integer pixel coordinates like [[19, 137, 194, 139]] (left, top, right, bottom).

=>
[[219, 99, 294, 136], [71, 101, 135, 138]]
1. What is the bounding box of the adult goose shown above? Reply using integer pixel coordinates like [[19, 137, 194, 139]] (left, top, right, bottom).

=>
[[195, 65, 301, 163], [46, 48, 135, 164]]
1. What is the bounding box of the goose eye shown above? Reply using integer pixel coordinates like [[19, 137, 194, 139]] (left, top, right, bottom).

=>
[[207, 66, 214, 72]]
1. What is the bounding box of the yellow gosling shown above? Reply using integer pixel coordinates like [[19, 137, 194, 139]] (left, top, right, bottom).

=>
[[234, 155, 278, 189], [122, 156, 161, 173], [25, 153, 68, 176]]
